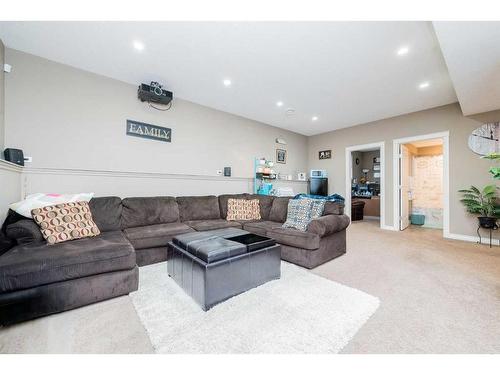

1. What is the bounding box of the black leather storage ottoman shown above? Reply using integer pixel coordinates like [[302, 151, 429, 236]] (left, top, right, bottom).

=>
[[351, 200, 365, 221], [167, 228, 281, 311]]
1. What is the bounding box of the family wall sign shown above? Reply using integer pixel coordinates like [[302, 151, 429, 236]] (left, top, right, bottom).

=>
[[126, 119, 172, 142]]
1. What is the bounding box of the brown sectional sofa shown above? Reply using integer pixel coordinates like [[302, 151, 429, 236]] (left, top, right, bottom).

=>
[[0, 193, 349, 325]]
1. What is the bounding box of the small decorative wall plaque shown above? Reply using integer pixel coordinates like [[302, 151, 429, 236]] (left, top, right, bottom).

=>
[[126, 119, 171, 142], [319, 150, 332, 160], [276, 149, 287, 164]]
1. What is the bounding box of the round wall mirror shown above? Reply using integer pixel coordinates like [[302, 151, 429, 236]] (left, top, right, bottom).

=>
[[468, 122, 499, 156]]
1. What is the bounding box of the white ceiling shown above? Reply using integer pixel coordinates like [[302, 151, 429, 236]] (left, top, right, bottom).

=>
[[433, 21, 500, 116], [0, 21, 458, 135]]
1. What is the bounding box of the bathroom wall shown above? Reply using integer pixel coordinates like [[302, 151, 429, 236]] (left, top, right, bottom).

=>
[[411, 148, 444, 228]]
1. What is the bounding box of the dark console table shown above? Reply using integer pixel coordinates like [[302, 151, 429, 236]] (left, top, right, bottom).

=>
[[167, 228, 281, 310]]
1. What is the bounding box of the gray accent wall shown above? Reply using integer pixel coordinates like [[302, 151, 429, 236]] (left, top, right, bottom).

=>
[[308, 103, 499, 238], [4, 49, 308, 181]]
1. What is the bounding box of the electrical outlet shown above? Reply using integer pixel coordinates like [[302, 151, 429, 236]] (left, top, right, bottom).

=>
[[24, 156, 33, 163], [216, 170, 223, 175]]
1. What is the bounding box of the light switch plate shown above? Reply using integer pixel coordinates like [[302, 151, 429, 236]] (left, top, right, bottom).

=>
[[216, 170, 223, 175], [24, 156, 33, 163]]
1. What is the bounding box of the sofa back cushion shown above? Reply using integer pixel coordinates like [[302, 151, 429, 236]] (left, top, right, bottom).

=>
[[6, 220, 45, 245], [177, 196, 221, 222], [218, 194, 249, 218], [268, 197, 291, 223], [89, 196, 123, 232], [226, 199, 261, 221], [323, 201, 344, 215], [247, 194, 274, 220], [122, 197, 179, 228]]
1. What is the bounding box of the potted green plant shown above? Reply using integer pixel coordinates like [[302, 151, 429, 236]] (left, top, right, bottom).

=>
[[458, 185, 500, 228]]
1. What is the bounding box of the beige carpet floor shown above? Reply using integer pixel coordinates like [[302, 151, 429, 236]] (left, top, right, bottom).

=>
[[1, 220, 499, 353]]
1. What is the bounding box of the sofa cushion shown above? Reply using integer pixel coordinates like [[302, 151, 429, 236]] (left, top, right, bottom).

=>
[[123, 222, 194, 250], [323, 201, 344, 215], [6, 220, 45, 245], [226, 199, 261, 221], [242, 220, 283, 236], [0, 232, 15, 258], [268, 197, 291, 223], [247, 194, 274, 220], [183, 219, 242, 231], [0, 231, 135, 293], [307, 214, 350, 237], [218, 194, 249, 218], [177, 196, 221, 222], [122, 197, 179, 228], [32, 201, 101, 244], [267, 227, 320, 250], [89, 196, 123, 232]]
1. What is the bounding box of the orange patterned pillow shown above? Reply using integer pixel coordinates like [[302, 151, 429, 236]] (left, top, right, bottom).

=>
[[226, 199, 261, 221], [31, 201, 101, 244]]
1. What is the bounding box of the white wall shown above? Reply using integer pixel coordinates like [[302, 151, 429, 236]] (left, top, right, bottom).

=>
[[21, 167, 307, 198], [308, 103, 499, 239], [4, 49, 308, 198]]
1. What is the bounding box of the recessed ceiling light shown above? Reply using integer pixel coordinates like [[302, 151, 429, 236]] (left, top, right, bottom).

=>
[[397, 46, 409, 56], [276, 101, 284, 107], [133, 40, 145, 51], [223, 79, 232, 87], [418, 81, 430, 90], [312, 116, 319, 121]]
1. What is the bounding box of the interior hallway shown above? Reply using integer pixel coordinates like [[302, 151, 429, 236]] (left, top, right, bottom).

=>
[[1, 221, 499, 353]]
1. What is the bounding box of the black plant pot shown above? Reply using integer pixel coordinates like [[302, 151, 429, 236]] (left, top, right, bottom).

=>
[[478, 216, 498, 229]]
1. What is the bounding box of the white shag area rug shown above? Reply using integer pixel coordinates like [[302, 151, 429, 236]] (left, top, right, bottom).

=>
[[131, 261, 380, 353]]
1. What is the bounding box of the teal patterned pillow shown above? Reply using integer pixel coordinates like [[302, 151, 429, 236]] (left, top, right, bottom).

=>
[[300, 198, 325, 219], [282, 199, 315, 231]]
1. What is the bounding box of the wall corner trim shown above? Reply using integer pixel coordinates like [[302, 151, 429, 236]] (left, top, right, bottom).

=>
[[0, 159, 24, 173]]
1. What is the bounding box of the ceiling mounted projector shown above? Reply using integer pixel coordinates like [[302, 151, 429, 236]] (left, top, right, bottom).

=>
[[138, 81, 173, 105]]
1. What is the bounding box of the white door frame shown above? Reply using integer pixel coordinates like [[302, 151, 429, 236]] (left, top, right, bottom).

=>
[[345, 141, 386, 230], [392, 131, 450, 235]]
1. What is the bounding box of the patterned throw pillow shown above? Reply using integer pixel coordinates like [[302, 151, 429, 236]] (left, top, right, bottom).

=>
[[226, 199, 261, 221], [282, 199, 315, 231], [31, 201, 100, 244], [300, 198, 326, 219]]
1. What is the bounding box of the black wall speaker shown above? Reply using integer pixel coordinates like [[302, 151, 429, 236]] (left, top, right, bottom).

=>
[[224, 167, 231, 177], [4, 148, 24, 166]]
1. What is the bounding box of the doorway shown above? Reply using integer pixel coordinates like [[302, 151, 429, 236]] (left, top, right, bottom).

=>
[[393, 132, 450, 235], [345, 142, 386, 229]]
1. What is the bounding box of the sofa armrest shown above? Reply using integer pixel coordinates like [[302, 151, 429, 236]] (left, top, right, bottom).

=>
[[307, 214, 350, 237], [6, 220, 45, 245]]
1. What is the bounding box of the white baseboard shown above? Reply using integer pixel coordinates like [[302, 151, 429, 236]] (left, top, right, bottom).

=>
[[381, 224, 398, 231], [444, 232, 499, 246]]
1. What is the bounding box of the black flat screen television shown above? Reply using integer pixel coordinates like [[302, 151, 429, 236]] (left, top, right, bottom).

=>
[[309, 177, 328, 196]]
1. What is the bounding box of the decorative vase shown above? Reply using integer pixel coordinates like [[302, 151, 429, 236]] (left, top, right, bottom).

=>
[[478, 216, 498, 229]]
